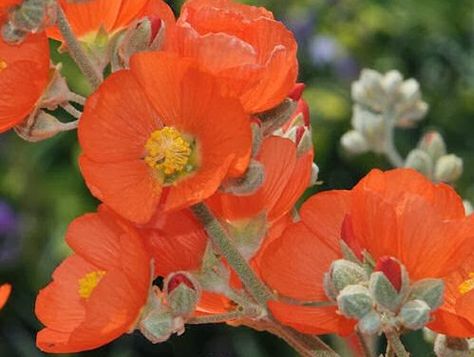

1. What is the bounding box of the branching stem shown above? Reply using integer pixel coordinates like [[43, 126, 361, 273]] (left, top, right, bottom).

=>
[[55, 2, 103, 89]]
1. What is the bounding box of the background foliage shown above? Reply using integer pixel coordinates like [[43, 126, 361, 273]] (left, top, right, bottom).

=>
[[1, 0, 473, 355]]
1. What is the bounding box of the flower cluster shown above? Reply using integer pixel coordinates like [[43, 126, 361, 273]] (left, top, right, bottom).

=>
[[1, 1, 474, 356]]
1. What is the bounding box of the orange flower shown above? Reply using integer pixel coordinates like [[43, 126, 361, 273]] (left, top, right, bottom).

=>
[[259, 169, 474, 336], [0, 31, 50, 133], [78, 51, 252, 224], [47, 0, 175, 42], [35, 205, 151, 353], [0, 283, 11, 310], [166, 0, 298, 113]]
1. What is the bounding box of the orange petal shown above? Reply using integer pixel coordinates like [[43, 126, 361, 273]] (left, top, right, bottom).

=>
[[35, 255, 91, 334], [0, 283, 11, 310], [299, 190, 351, 250], [0, 33, 50, 132], [78, 70, 158, 163], [79, 156, 161, 224], [269, 301, 355, 336], [259, 221, 340, 301], [207, 136, 297, 221], [141, 208, 208, 277], [269, 149, 313, 222]]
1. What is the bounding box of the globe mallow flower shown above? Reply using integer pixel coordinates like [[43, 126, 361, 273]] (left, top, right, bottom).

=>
[[35, 205, 152, 353], [258, 169, 474, 337], [78, 51, 252, 224]]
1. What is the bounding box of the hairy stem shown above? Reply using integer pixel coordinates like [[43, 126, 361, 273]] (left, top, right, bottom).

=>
[[191, 203, 272, 307], [385, 331, 409, 357], [383, 113, 404, 167], [356, 332, 374, 357], [239, 318, 339, 357], [187, 309, 253, 325], [61, 103, 82, 119], [55, 2, 103, 89]]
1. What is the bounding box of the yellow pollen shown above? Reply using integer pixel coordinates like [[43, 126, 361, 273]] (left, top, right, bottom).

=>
[[0, 59, 7, 71], [78, 270, 106, 299], [144, 127, 192, 176], [458, 272, 474, 295]]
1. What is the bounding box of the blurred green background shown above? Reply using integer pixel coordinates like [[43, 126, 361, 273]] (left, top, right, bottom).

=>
[[1, 0, 474, 356]]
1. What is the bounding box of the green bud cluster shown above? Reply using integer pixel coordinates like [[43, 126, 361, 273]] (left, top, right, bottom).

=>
[[405, 131, 463, 183], [341, 69, 429, 155], [324, 252, 445, 336]]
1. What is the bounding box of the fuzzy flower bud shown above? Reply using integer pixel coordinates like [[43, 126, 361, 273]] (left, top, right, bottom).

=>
[[369, 271, 402, 312], [341, 130, 369, 155], [434, 154, 463, 183], [327, 259, 368, 295], [258, 99, 297, 136], [418, 131, 447, 163], [399, 299, 431, 330], [357, 310, 382, 335], [409, 278, 444, 310], [111, 16, 165, 71], [337, 285, 373, 319], [404, 149, 433, 178], [164, 272, 201, 318]]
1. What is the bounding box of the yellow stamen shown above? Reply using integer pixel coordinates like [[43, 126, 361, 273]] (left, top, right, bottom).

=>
[[78, 270, 106, 299], [144, 127, 192, 177], [0, 59, 7, 71], [458, 272, 474, 295]]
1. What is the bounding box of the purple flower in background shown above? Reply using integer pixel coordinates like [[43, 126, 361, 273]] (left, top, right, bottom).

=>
[[0, 201, 20, 265], [309, 35, 341, 65], [0, 202, 17, 235], [309, 35, 359, 81], [284, 10, 316, 45]]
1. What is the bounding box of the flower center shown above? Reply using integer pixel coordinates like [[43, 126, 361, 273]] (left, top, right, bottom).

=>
[[78, 270, 106, 299], [458, 272, 474, 295], [0, 59, 7, 71], [144, 127, 194, 180]]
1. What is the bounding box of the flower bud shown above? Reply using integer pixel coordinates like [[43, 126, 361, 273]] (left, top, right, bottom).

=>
[[418, 131, 447, 162], [434, 154, 463, 183], [382, 70, 403, 97], [138, 288, 183, 344], [341, 130, 369, 155], [369, 272, 402, 311], [328, 259, 368, 294], [111, 16, 165, 71], [164, 272, 201, 318], [351, 106, 385, 153], [7, 0, 52, 35], [251, 122, 263, 157], [337, 285, 373, 319], [259, 99, 297, 136], [139, 308, 175, 344], [352, 69, 385, 111], [219, 160, 265, 196], [1, 21, 27, 43], [434, 335, 470, 357], [404, 149, 433, 178], [357, 310, 382, 335], [409, 278, 444, 310], [399, 299, 431, 330]]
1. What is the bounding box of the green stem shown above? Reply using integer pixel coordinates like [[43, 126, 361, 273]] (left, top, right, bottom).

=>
[[55, 2, 103, 89], [385, 331, 409, 357], [187, 309, 252, 325], [191, 203, 272, 307], [382, 112, 404, 167], [356, 332, 374, 357]]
